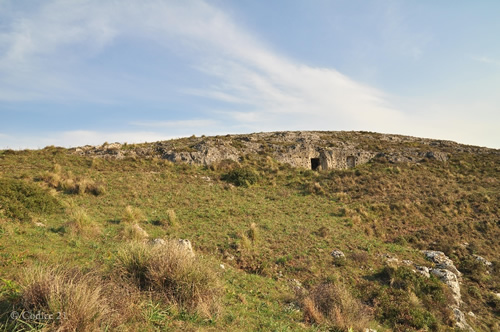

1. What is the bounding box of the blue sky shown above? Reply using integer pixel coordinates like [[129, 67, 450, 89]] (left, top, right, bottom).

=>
[[1, 0, 499, 149]]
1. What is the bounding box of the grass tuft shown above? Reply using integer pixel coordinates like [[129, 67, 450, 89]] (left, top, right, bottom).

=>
[[116, 241, 223, 317]]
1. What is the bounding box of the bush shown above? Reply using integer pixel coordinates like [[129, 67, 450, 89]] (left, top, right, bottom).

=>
[[37, 166, 105, 196], [301, 282, 372, 331], [116, 241, 222, 317], [370, 266, 448, 331], [19, 266, 112, 331], [222, 167, 260, 187], [66, 207, 101, 237], [0, 178, 62, 221], [122, 206, 145, 224]]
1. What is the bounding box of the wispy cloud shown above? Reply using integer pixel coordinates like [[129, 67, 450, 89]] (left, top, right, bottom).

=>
[[0, 0, 406, 135], [471, 55, 500, 66], [2, 0, 497, 148]]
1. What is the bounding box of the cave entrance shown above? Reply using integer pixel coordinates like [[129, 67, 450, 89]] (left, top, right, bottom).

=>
[[311, 158, 320, 170], [346, 156, 356, 168]]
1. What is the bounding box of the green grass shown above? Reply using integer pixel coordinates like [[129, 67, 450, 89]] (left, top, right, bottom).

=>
[[0, 132, 499, 331]]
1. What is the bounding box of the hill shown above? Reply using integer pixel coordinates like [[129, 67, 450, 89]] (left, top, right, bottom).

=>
[[0, 131, 499, 331]]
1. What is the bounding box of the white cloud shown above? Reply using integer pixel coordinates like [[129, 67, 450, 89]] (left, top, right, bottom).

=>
[[471, 56, 500, 66], [0, 0, 498, 148]]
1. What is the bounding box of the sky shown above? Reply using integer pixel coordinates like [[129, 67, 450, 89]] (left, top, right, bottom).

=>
[[0, 0, 499, 149]]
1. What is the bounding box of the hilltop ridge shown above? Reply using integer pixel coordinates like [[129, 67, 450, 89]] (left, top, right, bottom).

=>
[[73, 131, 498, 170]]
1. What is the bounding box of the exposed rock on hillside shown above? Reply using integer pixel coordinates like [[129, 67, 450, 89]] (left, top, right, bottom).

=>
[[72, 131, 498, 170]]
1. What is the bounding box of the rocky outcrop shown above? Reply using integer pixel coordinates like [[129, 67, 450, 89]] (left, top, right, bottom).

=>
[[473, 254, 492, 268], [422, 250, 462, 278], [430, 268, 461, 306], [71, 131, 499, 170], [382, 251, 474, 331], [422, 251, 474, 331]]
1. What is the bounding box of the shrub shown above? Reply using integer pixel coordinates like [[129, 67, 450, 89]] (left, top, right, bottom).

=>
[[37, 167, 105, 196], [116, 241, 222, 317], [301, 282, 372, 331], [122, 206, 145, 224], [370, 266, 447, 330], [123, 223, 149, 241], [166, 208, 177, 227], [0, 178, 62, 221], [66, 208, 101, 237], [222, 167, 260, 187], [19, 266, 112, 331], [248, 222, 258, 243]]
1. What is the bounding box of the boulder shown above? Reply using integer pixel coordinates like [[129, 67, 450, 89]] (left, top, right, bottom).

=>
[[415, 265, 431, 278], [453, 308, 475, 332], [430, 268, 461, 307], [423, 250, 462, 278], [331, 250, 346, 259], [473, 254, 492, 268]]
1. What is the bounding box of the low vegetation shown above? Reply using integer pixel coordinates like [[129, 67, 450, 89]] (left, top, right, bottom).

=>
[[0, 132, 498, 331]]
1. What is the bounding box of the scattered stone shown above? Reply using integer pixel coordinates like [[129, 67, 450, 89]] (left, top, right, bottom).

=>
[[453, 308, 475, 332], [467, 311, 476, 319], [289, 278, 306, 296], [430, 268, 461, 307], [494, 293, 500, 299], [34, 222, 46, 227], [415, 265, 430, 278], [422, 250, 462, 278], [402, 259, 413, 266], [473, 254, 492, 268], [331, 250, 346, 259], [219, 264, 225, 270], [364, 329, 377, 332]]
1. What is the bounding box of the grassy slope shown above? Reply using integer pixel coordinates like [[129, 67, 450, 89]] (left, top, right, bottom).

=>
[[0, 136, 499, 331]]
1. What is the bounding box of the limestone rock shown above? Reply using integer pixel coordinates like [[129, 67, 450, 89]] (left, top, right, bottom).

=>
[[72, 131, 467, 170], [422, 250, 462, 278], [415, 265, 431, 278], [331, 250, 346, 259], [453, 308, 475, 332], [430, 268, 461, 307], [473, 254, 492, 268]]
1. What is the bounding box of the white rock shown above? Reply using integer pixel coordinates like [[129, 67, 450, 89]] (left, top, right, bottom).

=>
[[415, 265, 430, 278], [331, 250, 346, 258], [431, 268, 461, 307], [453, 308, 475, 332], [473, 254, 492, 267], [423, 250, 462, 278]]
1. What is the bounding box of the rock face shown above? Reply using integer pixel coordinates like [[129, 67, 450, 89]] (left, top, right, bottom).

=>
[[430, 269, 461, 306], [69, 131, 494, 170], [422, 250, 462, 278], [422, 250, 475, 331]]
